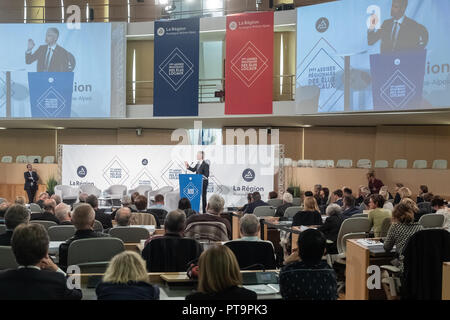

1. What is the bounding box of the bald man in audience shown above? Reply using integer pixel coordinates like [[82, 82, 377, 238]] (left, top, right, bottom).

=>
[[30, 199, 59, 224], [58, 204, 109, 271], [115, 207, 132, 227], [55, 203, 72, 225], [50, 194, 62, 205]]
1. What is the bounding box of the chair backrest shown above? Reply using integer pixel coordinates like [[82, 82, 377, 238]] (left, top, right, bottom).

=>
[[165, 191, 181, 212], [413, 160, 427, 169], [253, 206, 276, 217], [185, 221, 229, 242], [105, 185, 127, 198], [284, 206, 302, 219], [341, 233, 368, 254], [279, 269, 338, 300], [67, 238, 125, 266], [356, 159, 372, 169], [1, 156, 12, 163], [336, 159, 353, 168], [432, 159, 447, 170], [336, 217, 371, 254], [283, 158, 292, 167], [79, 184, 101, 197], [374, 160, 389, 168], [30, 220, 57, 230], [379, 217, 392, 238], [326, 160, 335, 168], [292, 197, 301, 206], [93, 220, 104, 232], [351, 213, 367, 218], [267, 199, 283, 208], [109, 227, 150, 243], [27, 155, 41, 164], [297, 160, 314, 168], [148, 209, 168, 226], [15, 155, 28, 163], [314, 160, 328, 168], [224, 241, 276, 270], [156, 186, 174, 196], [48, 225, 76, 241], [29, 203, 42, 214], [291, 160, 298, 167], [55, 185, 79, 199], [393, 159, 408, 169], [131, 212, 157, 226], [0, 225, 6, 235], [42, 156, 55, 163], [0, 246, 18, 270], [418, 214, 445, 229]]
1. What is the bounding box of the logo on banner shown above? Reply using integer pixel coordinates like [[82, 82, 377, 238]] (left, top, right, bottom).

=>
[[37, 84, 67, 117], [77, 166, 87, 178], [157, 27, 165, 36], [316, 17, 330, 33], [130, 168, 158, 189], [231, 41, 268, 88], [158, 47, 194, 91], [380, 70, 416, 109], [161, 161, 185, 188], [242, 168, 255, 182], [183, 181, 199, 201], [229, 21, 237, 31], [102, 156, 130, 186], [142, 159, 148, 166]]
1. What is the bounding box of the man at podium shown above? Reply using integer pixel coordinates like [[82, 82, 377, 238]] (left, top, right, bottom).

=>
[[185, 151, 209, 213]]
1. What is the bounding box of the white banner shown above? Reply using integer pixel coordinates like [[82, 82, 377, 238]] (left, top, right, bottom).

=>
[[61, 145, 276, 207]]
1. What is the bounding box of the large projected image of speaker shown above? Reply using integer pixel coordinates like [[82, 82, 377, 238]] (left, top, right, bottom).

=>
[[28, 72, 74, 118], [370, 49, 426, 111]]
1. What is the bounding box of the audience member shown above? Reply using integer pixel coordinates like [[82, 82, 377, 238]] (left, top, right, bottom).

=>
[[268, 191, 278, 200], [78, 192, 89, 203], [111, 195, 136, 220], [14, 196, 26, 205], [50, 194, 62, 205], [130, 192, 140, 211], [368, 194, 392, 237], [243, 192, 269, 214], [239, 193, 253, 213], [313, 184, 322, 205], [318, 204, 344, 254], [149, 194, 170, 212], [379, 186, 394, 211], [393, 183, 404, 205], [398, 187, 412, 201], [30, 199, 59, 224], [235, 214, 261, 241], [367, 172, 384, 194], [356, 186, 370, 207], [178, 197, 196, 219], [114, 207, 132, 227], [318, 187, 330, 206], [0, 201, 11, 219], [55, 203, 72, 225], [0, 223, 82, 300], [416, 185, 429, 203], [58, 204, 109, 270], [343, 187, 352, 197], [86, 195, 112, 230], [134, 195, 160, 228], [292, 197, 322, 227], [431, 196, 450, 232], [35, 192, 49, 208], [332, 189, 344, 207], [0, 205, 30, 246], [275, 192, 294, 218], [96, 251, 159, 300], [342, 196, 362, 218], [186, 246, 256, 300]]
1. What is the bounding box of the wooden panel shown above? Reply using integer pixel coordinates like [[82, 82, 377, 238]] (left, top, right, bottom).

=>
[[57, 129, 118, 145], [0, 184, 47, 203], [127, 40, 154, 105], [345, 239, 369, 300], [0, 129, 56, 160], [117, 129, 179, 145], [0, 163, 58, 184], [443, 262, 450, 300]]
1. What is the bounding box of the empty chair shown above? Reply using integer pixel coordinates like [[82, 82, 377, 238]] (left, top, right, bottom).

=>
[[314, 160, 328, 168], [292, 198, 301, 206], [224, 241, 276, 270], [128, 185, 152, 196], [164, 191, 180, 212], [326, 160, 335, 168], [15, 155, 27, 163], [253, 206, 275, 217], [413, 160, 427, 169], [336, 159, 353, 168], [104, 185, 127, 206], [42, 156, 55, 164], [267, 199, 283, 208], [297, 160, 314, 168], [1, 156, 12, 163], [155, 186, 174, 196], [79, 184, 101, 197], [184, 221, 229, 242], [67, 238, 125, 273], [93, 220, 103, 232], [291, 160, 298, 167], [357, 159, 372, 169], [336, 217, 371, 259], [374, 160, 389, 168], [280, 269, 337, 300], [432, 159, 447, 170], [0, 246, 18, 270], [54, 185, 79, 204], [284, 206, 302, 219], [418, 214, 445, 229], [393, 159, 408, 169], [30, 220, 57, 230], [131, 212, 157, 226], [0, 225, 6, 235], [48, 225, 76, 241], [29, 203, 42, 214], [283, 158, 293, 167], [109, 227, 150, 243], [27, 155, 41, 164]]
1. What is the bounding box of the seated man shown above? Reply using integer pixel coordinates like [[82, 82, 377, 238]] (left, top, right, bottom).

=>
[[111, 195, 136, 220], [280, 229, 337, 300], [86, 195, 112, 230], [243, 192, 269, 214], [0, 201, 10, 220], [332, 190, 344, 207], [0, 204, 30, 246], [234, 213, 262, 242], [342, 196, 362, 218], [148, 194, 170, 212], [275, 192, 294, 218], [0, 223, 82, 300], [50, 194, 62, 205], [30, 199, 59, 224], [55, 203, 72, 225], [185, 194, 231, 239], [35, 192, 49, 208], [58, 204, 109, 271], [142, 210, 203, 272], [135, 195, 160, 228]]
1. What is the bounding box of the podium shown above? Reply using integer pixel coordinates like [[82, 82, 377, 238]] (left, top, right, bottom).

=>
[[370, 50, 426, 111], [179, 174, 203, 213], [28, 72, 74, 118]]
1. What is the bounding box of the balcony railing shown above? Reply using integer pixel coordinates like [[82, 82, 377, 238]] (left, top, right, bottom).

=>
[[126, 75, 295, 105]]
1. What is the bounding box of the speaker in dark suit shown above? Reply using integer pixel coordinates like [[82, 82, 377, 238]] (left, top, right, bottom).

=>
[[25, 27, 76, 72], [367, 0, 428, 53], [185, 151, 210, 213], [24, 164, 39, 204]]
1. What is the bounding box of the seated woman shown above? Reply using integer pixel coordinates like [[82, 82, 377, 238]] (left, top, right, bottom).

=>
[[416, 185, 429, 203], [317, 204, 345, 254], [379, 186, 394, 211], [186, 245, 257, 300], [96, 251, 160, 300], [275, 192, 294, 218], [292, 196, 323, 227], [393, 183, 404, 205], [178, 197, 196, 218], [367, 194, 392, 237]]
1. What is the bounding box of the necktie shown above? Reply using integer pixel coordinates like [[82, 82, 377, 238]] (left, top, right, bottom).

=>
[[45, 47, 52, 71], [391, 21, 399, 47]]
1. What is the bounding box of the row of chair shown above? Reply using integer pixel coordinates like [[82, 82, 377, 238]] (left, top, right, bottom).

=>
[[1, 155, 55, 164], [283, 158, 448, 169]]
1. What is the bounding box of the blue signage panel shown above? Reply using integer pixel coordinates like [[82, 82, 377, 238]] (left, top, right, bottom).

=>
[[179, 174, 202, 213], [154, 18, 199, 116]]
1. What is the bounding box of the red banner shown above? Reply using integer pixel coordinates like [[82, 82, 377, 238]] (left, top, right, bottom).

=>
[[225, 12, 274, 115]]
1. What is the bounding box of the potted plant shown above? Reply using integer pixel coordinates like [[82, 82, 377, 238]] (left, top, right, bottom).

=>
[[45, 176, 58, 196]]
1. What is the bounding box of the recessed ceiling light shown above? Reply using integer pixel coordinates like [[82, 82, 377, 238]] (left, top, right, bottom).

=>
[[0, 127, 7, 130], [302, 125, 312, 128], [56, 127, 65, 130]]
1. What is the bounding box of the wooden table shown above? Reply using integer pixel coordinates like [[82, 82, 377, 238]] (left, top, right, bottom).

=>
[[443, 262, 450, 300]]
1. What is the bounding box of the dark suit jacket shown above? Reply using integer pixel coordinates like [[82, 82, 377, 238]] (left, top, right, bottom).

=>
[[275, 202, 293, 218], [95, 209, 113, 230], [186, 286, 257, 300], [30, 211, 60, 224], [368, 16, 428, 53], [318, 213, 345, 253], [96, 281, 160, 300], [187, 161, 210, 180], [0, 268, 82, 300], [342, 206, 362, 218], [24, 171, 39, 190], [243, 199, 270, 214], [292, 210, 323, 227], [26, 44, 76, 72], [0, 230, 13, 246]]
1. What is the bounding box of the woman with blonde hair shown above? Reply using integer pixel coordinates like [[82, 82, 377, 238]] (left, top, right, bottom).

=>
[[397, 187, 412, 201], [186, 245, 256, 300], [96, 251, 159, 300], [379, 186, 394, 211], [292, 196, 323, 227]]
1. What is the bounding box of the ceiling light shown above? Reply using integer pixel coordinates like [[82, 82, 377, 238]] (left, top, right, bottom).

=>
[[56, 127, 65, 130], [0, 127, 6, 130]]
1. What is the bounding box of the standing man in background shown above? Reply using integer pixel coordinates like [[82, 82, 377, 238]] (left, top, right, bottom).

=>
[[185, 151, 209, 213], [24, 164, 39, 204], [367, 171, 384, 195]]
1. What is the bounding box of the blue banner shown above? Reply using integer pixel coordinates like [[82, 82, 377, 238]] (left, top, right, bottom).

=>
[[154, 18, 199, 116], [28, 72, 74, 118], [179, 174, 202, 213]]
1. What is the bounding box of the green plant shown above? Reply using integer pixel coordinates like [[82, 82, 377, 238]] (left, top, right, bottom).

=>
[[287, 174, 301, 198], [45, 176, 58, 195]]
